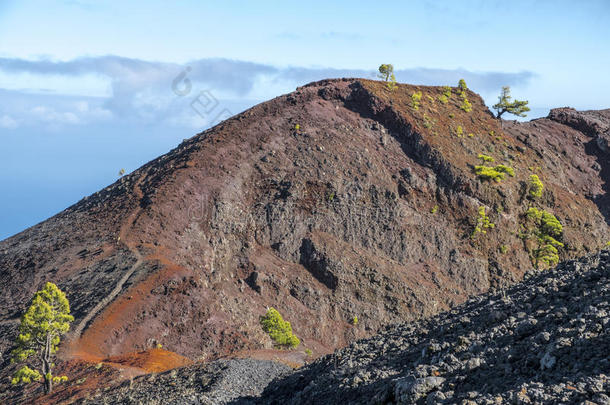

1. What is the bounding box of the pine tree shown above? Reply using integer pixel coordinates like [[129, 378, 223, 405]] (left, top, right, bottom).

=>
[[11, 282, 74, 394], [493, 86, 530, 119], [377, 64, 397, 90], [377, 64, 394, 81]]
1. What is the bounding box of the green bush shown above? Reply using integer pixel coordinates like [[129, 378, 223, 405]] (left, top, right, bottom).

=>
[[524, 207, 564, 269], [260, 307, 300, 348], [456, 125, 464, 137], [471, 206, 495, 239], [423, 114, 435, 129], [495, 164, 515, 177], [438, 94, 449, 104], [528, 174, 544, 199], [411, 91, 423, 110], [477, 153, 495, 163], [442, 85, 452, 98], [474, 164, 514, 182], [460, 98, 473, 112]]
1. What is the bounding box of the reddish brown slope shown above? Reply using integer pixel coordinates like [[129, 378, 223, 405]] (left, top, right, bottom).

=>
[[0, 78, 609, 403]]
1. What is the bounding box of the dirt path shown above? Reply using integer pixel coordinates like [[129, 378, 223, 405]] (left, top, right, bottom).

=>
[[71, 177, 145, 339]]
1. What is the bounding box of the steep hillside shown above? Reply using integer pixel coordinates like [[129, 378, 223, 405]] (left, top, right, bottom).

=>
[[1, 78, 609, 403], [257, 249, 610, 404]]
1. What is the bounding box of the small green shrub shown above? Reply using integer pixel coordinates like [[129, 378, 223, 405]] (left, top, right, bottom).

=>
[[411, 91, 423, 110], [442, 85, 452, 98], [468, 133, 474, 138], [305, 348, 313, 356], [456, 125, 464, 137], [528, 174, 544, 199], [423, 114, 435, 129], [499, 244, 508, 254], [448, 113, 455, 118], [474, 164, 514, 182], [524, 207, 564, 269], [460, 98, 473, 112], [477, 154, 495, 163], [471, 206, 495, 239], [438, 94, 449, 104], [495, 164, 515, 177], [260, 307, 300, 348], [294, 124, 300, 131], [430, 205, 438, 214], [352, 316, 358, 326]]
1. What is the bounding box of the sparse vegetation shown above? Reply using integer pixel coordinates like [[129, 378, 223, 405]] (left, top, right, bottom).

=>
[[528, 174, 544, 199], [11, 282, 74, 394], [423, 114, 435, 129], [460, 98, 473, 112], [411, 91, 422, 110], [118, 168, 125, 177], [352, 316, 358, 326], [474, 164, 515, 182], [524, 207, 564, 269], [471, 206, 495, 239], [456, 125, 464, 137], [499, 244, 508, 254], [260, 307, 300, 349], [478, 153, 495, 163], [493, 86, 530, 119], [448, 113, 455, 118], [442, 85, 451, 98], [430, 205, 438, 214], [305, 348, 313, 357]]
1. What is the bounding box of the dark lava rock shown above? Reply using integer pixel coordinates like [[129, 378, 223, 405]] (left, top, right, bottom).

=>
[[256, 250, 610, 404], [77, 359, 290, 405]]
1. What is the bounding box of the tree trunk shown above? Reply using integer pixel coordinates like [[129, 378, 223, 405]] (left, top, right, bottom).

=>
[[42, 334, 53, 394], [44, 375, 52, 395]]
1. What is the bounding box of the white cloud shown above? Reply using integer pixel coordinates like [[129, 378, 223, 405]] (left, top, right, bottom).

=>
[[31, 106, 80, 125], [0, 56, 537, 130], [0, 114, 18, 129]]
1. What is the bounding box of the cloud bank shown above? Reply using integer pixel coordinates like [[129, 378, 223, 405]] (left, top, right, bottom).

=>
[[0, 56, 535, 130]]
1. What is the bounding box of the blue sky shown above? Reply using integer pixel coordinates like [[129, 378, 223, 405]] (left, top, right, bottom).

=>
[[1, 0, 609, 240]]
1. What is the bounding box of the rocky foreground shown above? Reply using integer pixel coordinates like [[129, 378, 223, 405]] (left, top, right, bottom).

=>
[[257, 250, 610, 404], [89, 250, 609, 404]]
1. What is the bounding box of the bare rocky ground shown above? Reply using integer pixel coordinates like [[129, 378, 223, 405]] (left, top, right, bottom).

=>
[[77, 359, 290, 405]]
